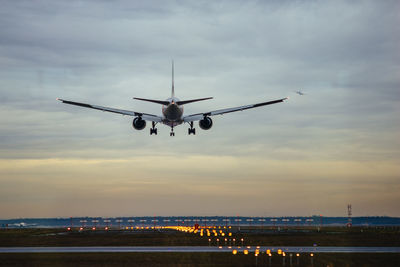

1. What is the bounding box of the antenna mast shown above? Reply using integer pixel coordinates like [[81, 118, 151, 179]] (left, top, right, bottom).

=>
[[347, 204, 352, 227]]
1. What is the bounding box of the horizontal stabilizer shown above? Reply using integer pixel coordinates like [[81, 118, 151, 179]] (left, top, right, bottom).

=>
[[133, 97, 170, 105], [176, 97, 213, 105]]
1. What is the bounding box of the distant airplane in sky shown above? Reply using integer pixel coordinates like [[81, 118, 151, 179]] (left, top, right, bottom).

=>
[[57, 62, 288, 136], [295, 90, 305, 95]]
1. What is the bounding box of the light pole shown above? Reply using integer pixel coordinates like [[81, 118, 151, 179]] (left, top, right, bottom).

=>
[[116, 219, 123, 229], [184, 219, 191, 227], [223, 218, 230, 228], [92, 219, 99, 230], [128, 219, 134, 230], [282, 252, 286, 266], [80, 219, 87, 229], [259, 218, 266, 230], [246, 218, 254, 228], [319, 215, 323, 231], [163, 219, 170, 227], [235, 218, 242, 230], [152, 219, 158, 229], [103, 219, 111, 230], [270, 218, 278, 229], [282, 218, 290, 229]]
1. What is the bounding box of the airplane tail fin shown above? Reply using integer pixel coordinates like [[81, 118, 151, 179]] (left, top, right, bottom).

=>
[[133, 62, 213, 106], [171, 60, 175, 98]]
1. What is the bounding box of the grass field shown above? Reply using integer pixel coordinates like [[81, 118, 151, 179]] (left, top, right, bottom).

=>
[[0, 227, 399, 247], [0, 227, 399, 266]]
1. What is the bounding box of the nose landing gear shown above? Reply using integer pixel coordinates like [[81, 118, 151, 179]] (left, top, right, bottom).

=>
[[170, 127, 175, 137]]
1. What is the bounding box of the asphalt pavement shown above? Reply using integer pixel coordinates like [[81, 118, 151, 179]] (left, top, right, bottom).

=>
[[1, 246, 399, 253]]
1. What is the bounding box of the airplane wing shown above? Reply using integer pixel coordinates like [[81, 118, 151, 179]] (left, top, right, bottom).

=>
[[57, 98, 163, 122], [183, 97, 288, 122]]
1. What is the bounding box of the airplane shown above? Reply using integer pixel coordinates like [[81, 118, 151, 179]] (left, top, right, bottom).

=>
[[57, 62, 288, 136], [295, 90, 305, 95]]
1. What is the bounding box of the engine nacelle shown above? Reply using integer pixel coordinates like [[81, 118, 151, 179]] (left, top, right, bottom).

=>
[[199, 117, 213, 130], [132, 117, 146, 130]]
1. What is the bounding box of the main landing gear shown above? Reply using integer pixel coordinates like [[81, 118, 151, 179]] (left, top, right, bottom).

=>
[[170, 127, 175, 137], [188, 121, 196, 135], [150, 122, 157, 135]]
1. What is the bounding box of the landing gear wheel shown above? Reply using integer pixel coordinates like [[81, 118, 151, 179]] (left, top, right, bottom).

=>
[[150, 128, 157, 135], [170, 132, 175, 137], [188, 122, 196, 135], [150, 122, 157, 135]]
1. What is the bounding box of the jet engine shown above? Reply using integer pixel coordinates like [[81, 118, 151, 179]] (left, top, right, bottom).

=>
[[132, 117, 146, 130], [199, 117, 213, 130]]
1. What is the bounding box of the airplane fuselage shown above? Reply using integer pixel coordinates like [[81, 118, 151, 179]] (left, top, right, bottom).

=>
[[162, 97, 184, 127]]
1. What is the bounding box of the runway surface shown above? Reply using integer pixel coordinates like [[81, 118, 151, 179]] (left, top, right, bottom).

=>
[[1, 246, 399, 253]]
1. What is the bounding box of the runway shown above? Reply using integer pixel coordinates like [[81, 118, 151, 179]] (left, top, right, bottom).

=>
[[1, 246, 399, 253]]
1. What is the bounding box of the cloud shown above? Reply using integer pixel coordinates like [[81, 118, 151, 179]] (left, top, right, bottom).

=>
[[0, 0, 399, 217]]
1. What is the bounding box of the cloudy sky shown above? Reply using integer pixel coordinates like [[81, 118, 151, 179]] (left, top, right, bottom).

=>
[[0, 0, 399, 218]]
